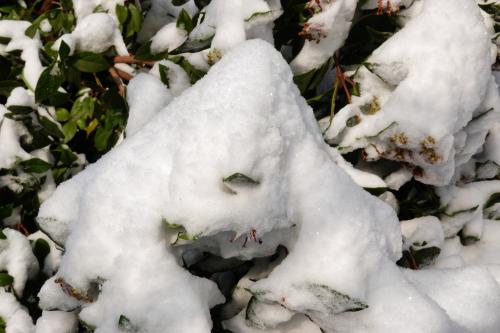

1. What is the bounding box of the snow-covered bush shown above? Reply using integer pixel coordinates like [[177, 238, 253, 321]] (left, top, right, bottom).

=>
[[1, 0, 500, 332]]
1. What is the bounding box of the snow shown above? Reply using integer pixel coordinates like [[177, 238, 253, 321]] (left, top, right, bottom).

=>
[[138, 0, 198, 42], [0, 289, 34, 333], [404, 266, 500, 332], [28, 231, 63, 277], [125, 73, 172, 137], [290, 0, 357, 75], [0, 20, 44, 90], [400, 216, 444, 253], [35, 311, 78, 333], [187, 0, 282, 57], [438, 180, 500, 238], [323, 0, 494, 186], [0, 105, 31, 170], [150, 23, 188, 54], [71, 13, 128, 55], [34, 39, 398, 332], [72, 0, 126, 21], [0, 229, 39, 295], [149, 60, 191, 97]]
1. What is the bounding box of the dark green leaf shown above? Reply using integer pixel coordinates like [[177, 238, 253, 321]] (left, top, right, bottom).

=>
[[118, 315, 137, 332], [176, 9, 194, 33], [35, 64, 65, 103], [20, 158, 52, 173], [59, 40, 70, 59], [39, 116, 64, 139], [94, 127, 113, 152], [0, 205, 13, 221], [172, 0, 190, 5], [484, 193, 500, 209], [70, 52, 109, 72], [0, 81, 22, 97], [0, 273, 14, 287], [0, 315, 5, 333], [158, 64, 170, 87], [0, 229, 6, 240], [7, 105, 35, 114], [223, 173, 260, 185], [33, 238, 51, 267]]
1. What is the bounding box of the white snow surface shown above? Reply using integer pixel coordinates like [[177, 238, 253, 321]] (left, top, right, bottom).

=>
[[0, 229, 38, 295], [35, 39, 402, 332], [125, 73, 172, 137], [35, 311, 78, 333], [0, 20, 44, 90], [150, 22, 188, 54], [0, 289, 35, 333], [323, 0, 494, 186], [71, 13, 128, 55], [290, 0, 357, 74]]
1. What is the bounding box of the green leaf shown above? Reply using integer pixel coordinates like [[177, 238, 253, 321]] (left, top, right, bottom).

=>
[[59, 40, 71, 59], [0, 80, 22, 97], [35, 64, 65, 103], [70, 52, 109, 72], [172, 0, 190, 5], [62, 122, 77, 142], [33, 238, 51, 267], [94, 127, 113, 152], [158, 64, 170, 87], [346, 115, 360, 127], [0, 273, 14, 287], [0, 315, 5, 333], [56, 108, 70, 121], [7, 105, 35, 114], [126, 4, 143, 37], [306, 283, 368, 313], [0, 205, 13, 220], [118, 315, 137, 332], [223, 173, 260, 185], [115, 4, 128, 26], [176, 9, 194, 33], [0, 229, 6, 240], [70, 97, 95, 122], [19, 158, 52, 173], [484, 192, 500, 209], [25, 13, 48, 38], [39, 116, 64, 139]]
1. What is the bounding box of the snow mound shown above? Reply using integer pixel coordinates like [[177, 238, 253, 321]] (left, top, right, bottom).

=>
[[37, 39, 500, 332], [323, 0, 495, 186]]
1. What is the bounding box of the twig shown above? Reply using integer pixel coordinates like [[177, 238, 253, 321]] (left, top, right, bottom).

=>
[[15, 223, 29, 236], [113, 55, 155, 66], [114, 67, 133, 81], [39, 0, 55, 13], [108, 67, 126, 97]]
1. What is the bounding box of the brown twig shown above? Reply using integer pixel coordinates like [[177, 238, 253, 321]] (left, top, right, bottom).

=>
[[114, 67, 133, 81], [15, 223, 29, 236], [334, 54, 352, 104], [108, 67, 126, 97], [113, 55, 155, 66], [39, 0, 55, 14]]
